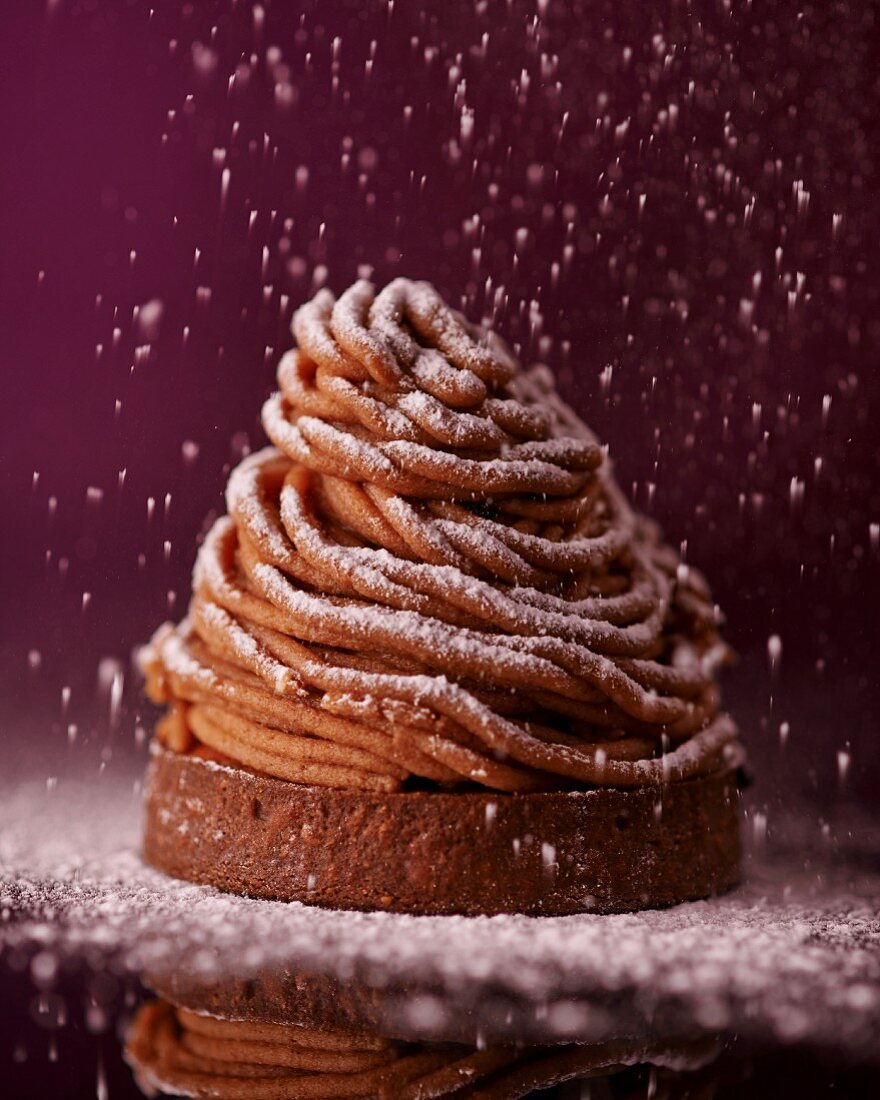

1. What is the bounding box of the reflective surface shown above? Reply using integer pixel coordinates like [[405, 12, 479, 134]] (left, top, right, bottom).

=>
[[3, 944, 880, 1098]]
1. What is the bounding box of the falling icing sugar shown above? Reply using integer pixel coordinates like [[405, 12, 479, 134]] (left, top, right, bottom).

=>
[[767, 635, 782, 674]]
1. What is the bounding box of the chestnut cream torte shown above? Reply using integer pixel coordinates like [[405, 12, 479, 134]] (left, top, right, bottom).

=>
[[141, 277, 741, 915]]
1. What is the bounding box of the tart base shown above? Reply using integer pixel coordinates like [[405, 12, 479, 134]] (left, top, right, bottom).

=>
[[142, 745, 740, 916]]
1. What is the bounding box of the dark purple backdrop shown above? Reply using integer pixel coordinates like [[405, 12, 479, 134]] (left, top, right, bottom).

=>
[[1, 0, 878, 818]]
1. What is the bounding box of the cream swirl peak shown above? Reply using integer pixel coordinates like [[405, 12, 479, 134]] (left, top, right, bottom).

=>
[[143, 278, 739, 793]]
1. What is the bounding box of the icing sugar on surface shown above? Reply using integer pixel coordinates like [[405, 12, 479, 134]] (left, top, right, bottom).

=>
[[2, 769, 879, 1060]]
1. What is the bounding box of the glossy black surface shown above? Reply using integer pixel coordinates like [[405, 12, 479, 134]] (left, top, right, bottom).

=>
[[2, 951, 880, 1099]]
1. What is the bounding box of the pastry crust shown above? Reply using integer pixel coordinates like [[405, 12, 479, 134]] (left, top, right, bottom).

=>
[[143, 745, 740, 916]]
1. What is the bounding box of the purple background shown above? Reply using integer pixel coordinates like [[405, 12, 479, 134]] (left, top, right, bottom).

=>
[[2, 0, 879, 818]]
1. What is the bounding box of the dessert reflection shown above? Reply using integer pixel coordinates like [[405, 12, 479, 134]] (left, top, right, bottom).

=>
[[125, 956, 721, 1099]]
